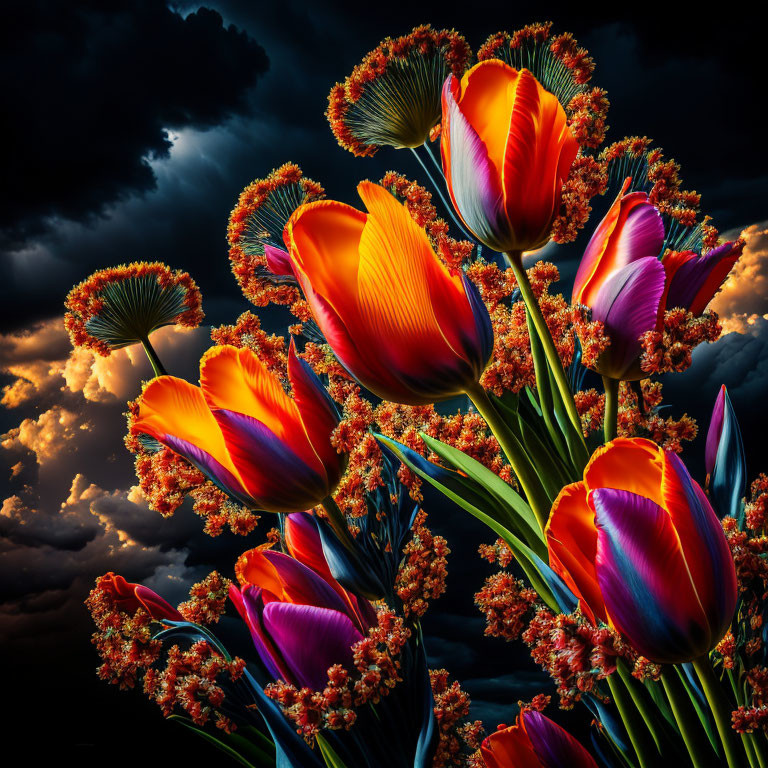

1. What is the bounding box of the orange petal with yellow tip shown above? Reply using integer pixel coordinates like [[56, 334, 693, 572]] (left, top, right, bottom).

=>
[[583, 437, 665, 508], [200, 345, 322, 476], [546, 481, 606, 624], [132, 375, 247, 493], [455, 60, 519, 184]]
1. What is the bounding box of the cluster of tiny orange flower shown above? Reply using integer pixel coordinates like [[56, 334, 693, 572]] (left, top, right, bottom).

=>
[[264, 610, 410, 740], [474, 570, 539, 641], [617, 380, 698, 453], [125, 402, 260, 536], [86, 574, 244, 732], [143, 641, 245, 734], [64, 262, 204, 356], [640, 307, 723, 375], [226, 163, 324, 311], [430, 669, 485, 767], [327, 25, 471, 157], [395, 510, 450, 619], [177, 571, 232, 626], [716, 476, 768, 734]]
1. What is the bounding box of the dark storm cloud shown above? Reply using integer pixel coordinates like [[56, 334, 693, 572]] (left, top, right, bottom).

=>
[[1, 0, 268, 248]]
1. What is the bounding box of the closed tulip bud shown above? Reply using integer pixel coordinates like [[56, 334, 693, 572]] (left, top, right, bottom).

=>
[[441, 60, 579, 254], [100, 572, 183, 623]]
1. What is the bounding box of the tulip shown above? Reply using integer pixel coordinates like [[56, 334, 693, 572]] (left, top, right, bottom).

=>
[[101, 572, 183, 622], [284, 180, 493, 405], [705, 385, 746, 520], [573, 180, 744, 381], [481, 709, 598, 768], [132, 342, 344, 513], [546, 437, 737, 664], [440, 60, 579, 255], [229, 547, 373, 689]]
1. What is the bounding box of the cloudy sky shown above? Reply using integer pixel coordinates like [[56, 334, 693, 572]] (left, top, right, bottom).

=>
[[2, 0, 767, 763]]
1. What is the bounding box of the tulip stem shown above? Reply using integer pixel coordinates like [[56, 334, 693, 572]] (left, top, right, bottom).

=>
[[693, 655, 748, 768], [410, 146, 477, 244], [464, 381, 551, 529], [603, 376, 620, 443], [321, 496, 355, 551], [661, 667, 716, 768], [140, 335, 167, 377], [506, 252, 589, 465], [606, 673, 660, 768]]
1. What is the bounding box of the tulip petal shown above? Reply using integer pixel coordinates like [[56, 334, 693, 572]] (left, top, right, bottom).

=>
[[481, 720, 541, 768], [287, 340, 342, 477], [262, 602, 363, 690], [583, 437, 665, 506], [134, 585, 184, 622], [213, 409, 328, 511], [502, 68, 578, 250], [546, 482, 606, 623], [591, 486, 710, 663], [709, 386, 747, 521], [590, 257, 666, 380], [573, 184, 665, 307], [132, 375, 253, 504], [661, 451, 737, 646], [200, 345, 323, 476], [524, 710, 599, 768], [285, 512, 334, 581], [663, 241, 743, 315], [441, 75, 507, 249], [230, 584, 293, 682], [705, 385, 727, 477]]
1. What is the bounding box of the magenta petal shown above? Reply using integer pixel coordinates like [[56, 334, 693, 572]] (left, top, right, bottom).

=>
[[441, 76, 507, 249], [664, 241, 739, 312], [262, 602, 363, 690], [612, 200, 666, 266], [263, 244, 294, 276], [524, 710, 599, 768], [590, 257, 666, 379], [260, 550, 351, 616], [705, 385, 727, 476], [592, 487, 708, 663]]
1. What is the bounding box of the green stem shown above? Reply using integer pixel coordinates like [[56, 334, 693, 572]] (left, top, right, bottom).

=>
[[748, 733, 768, 768], [140, 336, 167, 377], [464, 381, 551, 530], [727, 669, 760, 768], [693, 655, 747, 768], [506, 252, 589, 463], [603, 375, 620, 443], [661, 667, 716, 768], [616, 661, 665, 755], [607, 674, 660, 768], [321, 496, 355, 551]]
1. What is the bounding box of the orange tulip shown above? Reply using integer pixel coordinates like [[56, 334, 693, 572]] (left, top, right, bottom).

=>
[[441, 60, 579, 254], [283, 181, 493, 405], [131, 343, 344, 513]]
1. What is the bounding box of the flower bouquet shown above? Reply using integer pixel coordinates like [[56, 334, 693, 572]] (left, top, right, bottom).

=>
[[72, 20, 764, 768]]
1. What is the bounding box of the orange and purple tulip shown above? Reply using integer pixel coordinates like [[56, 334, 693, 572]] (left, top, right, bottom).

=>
[[101, 572, 183, 622], [546, 438, 737, 664], [284, 181, 493, 405], [481, 709, 598, 768], [573, 180, 744, 380], [132, 342, 344, 513], [440, 60, 579, 254], [229, 547, 374, 689]]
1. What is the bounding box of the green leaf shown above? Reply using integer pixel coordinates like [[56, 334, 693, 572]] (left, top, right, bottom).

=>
[[377, 435, 559, 610], [170, 715, 276, 767], [316, 734, 349, 768], [419, 433, 545, 551], [675, 666, 722, 756]]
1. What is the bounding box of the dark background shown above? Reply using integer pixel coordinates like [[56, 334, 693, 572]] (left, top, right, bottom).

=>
[[1, 1, 767, 764]]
